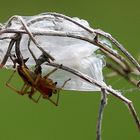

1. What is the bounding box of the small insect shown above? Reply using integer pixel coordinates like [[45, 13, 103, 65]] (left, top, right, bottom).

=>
[[6, 55, 70, 105]]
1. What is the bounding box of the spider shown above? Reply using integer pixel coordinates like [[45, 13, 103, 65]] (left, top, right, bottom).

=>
[[5, 39, 70, 105]]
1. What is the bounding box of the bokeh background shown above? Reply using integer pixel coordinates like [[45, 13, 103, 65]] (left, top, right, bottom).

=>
[[0, 0, 140, 140]]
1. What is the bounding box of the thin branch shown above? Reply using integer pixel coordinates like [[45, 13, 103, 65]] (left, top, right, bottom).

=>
[[37, 12, 140, 71], [3, 16, 55, 61], [99, 47, 131, 73], [27, 12, 95, 34], [0, 28, 133, 74], [45, 62, 140, 131], [0, 39, 15, 67], [1, 27, 140, 88], [1, 12, 140, 73], [94, 29, 140, 71], [96, 88, 107, 140]]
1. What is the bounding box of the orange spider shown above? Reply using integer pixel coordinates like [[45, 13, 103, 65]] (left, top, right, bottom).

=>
[[6, 60, 70, 106]]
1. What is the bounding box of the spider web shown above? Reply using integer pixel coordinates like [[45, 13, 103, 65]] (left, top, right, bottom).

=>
[[106, 74, 140, 94]]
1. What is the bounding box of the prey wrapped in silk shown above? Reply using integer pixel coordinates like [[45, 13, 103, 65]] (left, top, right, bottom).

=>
[[0, 13, 106, 91]]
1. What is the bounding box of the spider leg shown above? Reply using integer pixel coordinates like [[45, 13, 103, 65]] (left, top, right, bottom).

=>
[[43, 95, 60, 106], [43, 78, 71, 106], [41, 87, 60, 106], [20, 83, 30, 95], [43, 64, 65, 79], [54, 78, 71, 106], [6, 70, 16, 86], [109, 89, 140, 131], [58, 78, 71, 90], [6, 66, 42, 103], [43, 67, 59, 79], [6, 70, 30, 95], [28, 87, 42, 103]]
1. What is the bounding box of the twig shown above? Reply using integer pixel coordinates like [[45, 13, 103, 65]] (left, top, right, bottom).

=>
[[99, 46, 131, 73], [1, 12, 140, 75], [96, 88, 107, 140], [94, 29, 140, 71], [37, 12, 140, 71], [3, 16, 55, 61], [0, 28, 133, 75], [45, 62, 140, 131], [1, 17, 137, 88]]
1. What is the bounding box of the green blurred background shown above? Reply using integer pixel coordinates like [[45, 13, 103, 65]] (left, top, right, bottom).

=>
[[0, 0, 140, 140]]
